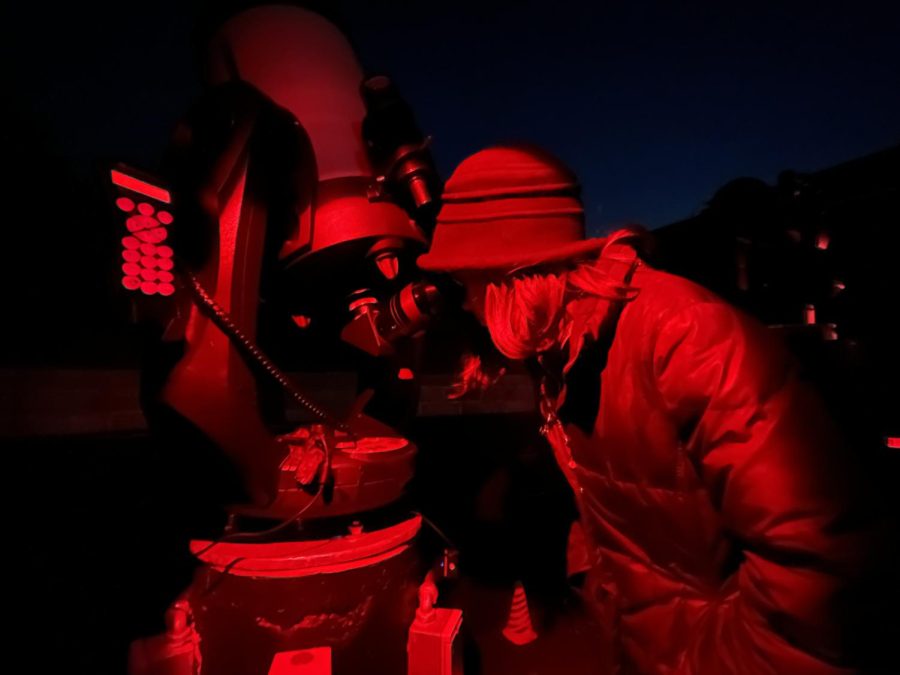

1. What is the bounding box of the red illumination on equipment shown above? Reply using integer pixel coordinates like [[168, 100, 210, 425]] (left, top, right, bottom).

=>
[[408, 599, 463, 675], [127, 215, 158, 232], [113, 168, 175, 297], [136, 228, 167, 244], [116, 197, 135, 212], [268, 647, 332, 675], [804, 304, 816, 325], [111, 169, 171, 203], [375, 252, 400, 280], [398, 368, 414, 381], [349, 296, 377, 312], [815, 231, 830, 250], [886, 437, 900, 449], [191, 515, 421, 577]]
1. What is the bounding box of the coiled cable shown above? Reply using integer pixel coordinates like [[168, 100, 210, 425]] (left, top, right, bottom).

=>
[[183, 271, 350, 432]]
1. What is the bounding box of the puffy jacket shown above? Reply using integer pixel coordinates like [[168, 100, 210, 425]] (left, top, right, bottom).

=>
[[553, 256, 868, 674]]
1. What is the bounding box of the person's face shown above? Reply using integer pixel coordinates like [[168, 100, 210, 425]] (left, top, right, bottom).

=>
[[453, 271, 501, 325]]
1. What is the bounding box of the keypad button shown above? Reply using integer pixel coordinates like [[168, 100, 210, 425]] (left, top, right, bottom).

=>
[[116, 197, 135, 212]]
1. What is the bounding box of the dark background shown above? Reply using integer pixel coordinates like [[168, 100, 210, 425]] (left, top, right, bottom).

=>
[[1, 2, 897, 673], [1, 0, 898, 366]]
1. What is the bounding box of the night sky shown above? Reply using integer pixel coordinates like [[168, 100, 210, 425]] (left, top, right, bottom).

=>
[[0, 0, 897, 364], [3, 1, 898, 229]]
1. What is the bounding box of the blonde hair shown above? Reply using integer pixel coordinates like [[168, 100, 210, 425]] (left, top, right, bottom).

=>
[[483, 229, 641, 370]]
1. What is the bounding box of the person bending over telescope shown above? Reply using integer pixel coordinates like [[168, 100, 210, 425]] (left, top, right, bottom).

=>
[[418, 145, 871, 674]]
